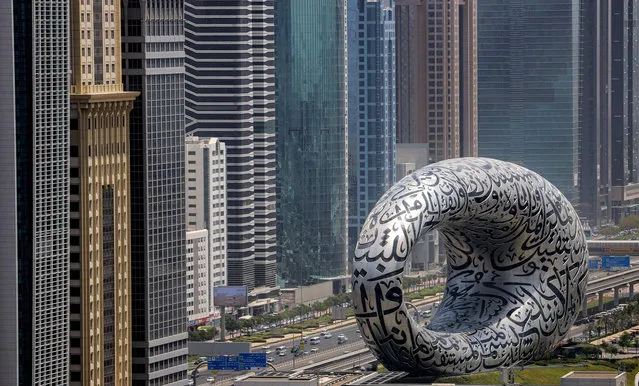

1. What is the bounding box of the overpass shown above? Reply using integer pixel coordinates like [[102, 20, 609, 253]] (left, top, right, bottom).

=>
[[584, 266, 639, 315], [587, 240, 639, 256]]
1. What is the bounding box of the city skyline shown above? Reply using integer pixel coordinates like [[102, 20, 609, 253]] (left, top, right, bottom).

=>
[[5, 1, 639, 383]]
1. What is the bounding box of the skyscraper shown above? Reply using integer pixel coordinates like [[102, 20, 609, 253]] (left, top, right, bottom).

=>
[[185, 136, 228, 313], [478, 0, 580, 203], [347, 0, 397, 257], [395, 0, 477, 161], [68, 0, 138, 384], [121, 1, 188, 384], [275, 0, 348, 287], [0, 1, 18, 383], [580, 0, 639, 225], [2, 0, 70, 384], [184, 0, 277, 290]]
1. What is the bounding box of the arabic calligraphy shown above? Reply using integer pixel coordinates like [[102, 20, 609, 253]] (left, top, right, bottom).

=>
[[351, 158, 588, 375]]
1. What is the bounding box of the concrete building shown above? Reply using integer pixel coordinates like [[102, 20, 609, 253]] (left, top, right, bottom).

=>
[[396, 0, 477, 161], [68, 0, 138, 384], [186, 230, 210, 324], [347, 0, 397, 260], [121, 1, 188, 383], [478, 0, 580, 204], [560, 371, 626, 386], [275, 0, 349, 290], [185, 136, 228, 319], [2, 0, 70, 384], [580, 0, 639, 225], [184, 0, 277, 291]]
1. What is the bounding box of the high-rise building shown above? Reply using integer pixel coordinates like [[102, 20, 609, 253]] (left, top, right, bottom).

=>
[[395, 0, 477, 161], [275, 0, 348, 287], [478, 0, 580, 203], [347, 0, 397, 258], [186, 229, 210, 324], [0, 2, 18, 384], [184, 0, 277, 290], [580, 0, 639, 225], [185, 136, 228, 313], [121, 1, 188, 384], [68, 1, 138, 385], [2, 0, 70, 384]]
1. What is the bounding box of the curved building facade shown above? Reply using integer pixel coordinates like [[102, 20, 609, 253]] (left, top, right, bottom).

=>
[[275, 0, 348, 286]]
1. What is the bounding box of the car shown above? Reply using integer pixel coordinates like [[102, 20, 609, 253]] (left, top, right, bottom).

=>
[[206, 377, 215, 382], [278, 351, 287, 357], [301, 336, 308, 343], [264, 350, 272, 355], [310, 336, 321, 345], [267, 357, 274, 363], [310, 348, 319, 353], [303, 351, 309, 355], [324, 333, 332, 339]]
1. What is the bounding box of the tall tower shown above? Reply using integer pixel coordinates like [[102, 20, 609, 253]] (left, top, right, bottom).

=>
[[0, 1, 18, 384], [275, 0, 348, 287], [185, 136, 228, 316], [478, 0, 580, 204], [347, 0, 397, 261], [395, 0, 477, 161], [3, 0, 70, 384], [68, 0, 138, 384], [184, 0, 277, 290], [580, 0, 639, 225], [121, 1, 188, 384]]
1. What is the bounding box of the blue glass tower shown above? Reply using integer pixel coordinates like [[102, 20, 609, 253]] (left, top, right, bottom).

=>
[[275, 0, 348, 286], [347, 0, 396, 257], [478, 0, 580, 203]]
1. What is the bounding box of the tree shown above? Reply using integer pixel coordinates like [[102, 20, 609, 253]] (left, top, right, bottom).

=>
[[619, 332, 633, 349], [224, 315, 239, 333]]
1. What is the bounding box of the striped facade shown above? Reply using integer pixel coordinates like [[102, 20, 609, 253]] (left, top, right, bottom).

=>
[[185, 0, 277, 290]]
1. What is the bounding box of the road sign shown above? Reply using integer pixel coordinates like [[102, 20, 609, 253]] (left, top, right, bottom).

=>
[[601, 256, 631, 271], [237, 352, 266, 370], [207, 353, 266, 371], [588, 258, 600, 270]]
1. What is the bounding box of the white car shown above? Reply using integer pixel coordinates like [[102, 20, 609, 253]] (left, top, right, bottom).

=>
[[324, 333, 332, 339], [206, 377, 215, 382], [278, 351, 287, 357], [310, 348, 319, 353], [264, 350, 272, 355]]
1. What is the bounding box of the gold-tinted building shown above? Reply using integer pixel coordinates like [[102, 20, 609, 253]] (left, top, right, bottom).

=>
[[69, 0, 138, 385], [396, 0, 477, 161]]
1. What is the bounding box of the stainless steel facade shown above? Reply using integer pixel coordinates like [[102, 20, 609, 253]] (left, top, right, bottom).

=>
[[121, 1, 188, 384]]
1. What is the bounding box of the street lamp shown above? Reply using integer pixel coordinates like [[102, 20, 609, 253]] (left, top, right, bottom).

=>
[[191, 361, 208, 384]]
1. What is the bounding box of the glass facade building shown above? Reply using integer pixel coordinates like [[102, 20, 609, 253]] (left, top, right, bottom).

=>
[[121, 1, 188, 384], [275, 0, 348, 286], [478, 0, 580, 203], [347, 0, 396, 257], [3, 0, 70, 384]]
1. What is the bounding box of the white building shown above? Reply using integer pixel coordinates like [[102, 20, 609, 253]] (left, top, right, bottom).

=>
[[186, 229, 210, 324], [186, 136, 228, 319]]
